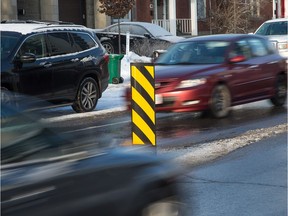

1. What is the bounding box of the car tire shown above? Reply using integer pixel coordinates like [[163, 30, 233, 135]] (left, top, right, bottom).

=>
[[72, 77, 99, 113], [209, 84, 231, 118], [270, 74, 287, 107], [102, 41, 115, 54]]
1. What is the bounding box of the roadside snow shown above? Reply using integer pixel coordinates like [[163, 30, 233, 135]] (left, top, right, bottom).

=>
[[100, 51, 152, 110], [159, 123, 287, 168]]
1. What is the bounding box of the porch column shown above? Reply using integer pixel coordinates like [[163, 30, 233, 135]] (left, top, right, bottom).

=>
[[40, 0, 58, 21], [190, 0, 198, 36], [163, 0, 167, 30], [168, 0, 177, 35], [1, 0, 17, 20], [153, 0, 158, 19]]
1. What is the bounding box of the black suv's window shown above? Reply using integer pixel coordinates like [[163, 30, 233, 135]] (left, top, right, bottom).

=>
[[47, 32, 74, 56], [1, 32, 21, 59], [18, 34, 48, 58], [71, 32, 96, 51]]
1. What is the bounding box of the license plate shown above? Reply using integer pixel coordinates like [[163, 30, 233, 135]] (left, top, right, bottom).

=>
[[155, 94, 163, 105]]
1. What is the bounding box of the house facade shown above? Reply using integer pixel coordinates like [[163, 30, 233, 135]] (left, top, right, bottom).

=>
[[1, 0, 286, 35]]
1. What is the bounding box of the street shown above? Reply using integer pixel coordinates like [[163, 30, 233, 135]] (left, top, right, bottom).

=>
[[39, 99, 287, 215], [182, 132, 287, 216]]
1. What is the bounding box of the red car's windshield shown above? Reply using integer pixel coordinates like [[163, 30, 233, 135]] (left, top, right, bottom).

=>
[[156, 41, 230, 65]]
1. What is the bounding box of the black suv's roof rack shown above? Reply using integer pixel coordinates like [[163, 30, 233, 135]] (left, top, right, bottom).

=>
[[1, 20, 75, 25]]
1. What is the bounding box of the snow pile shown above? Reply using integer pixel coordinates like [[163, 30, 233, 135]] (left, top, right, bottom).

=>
[[120, 51, 152, 83]]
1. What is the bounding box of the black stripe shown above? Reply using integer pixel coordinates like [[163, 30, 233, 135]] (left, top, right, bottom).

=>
[[131, 77, 154, 106], [131, 103, 155, 131], [137, 65, 155, 86], [132, 122, 154, 144]]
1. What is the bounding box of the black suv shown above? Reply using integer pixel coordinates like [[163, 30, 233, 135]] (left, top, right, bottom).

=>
[[1, 20, 109, 113]]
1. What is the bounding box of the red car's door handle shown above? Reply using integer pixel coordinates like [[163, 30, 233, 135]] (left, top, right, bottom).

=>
[[248, 65, 259, 69], [268, 61, 278, 64]]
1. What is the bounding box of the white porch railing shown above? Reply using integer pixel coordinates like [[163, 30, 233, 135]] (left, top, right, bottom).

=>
[[152, 19, 192, 34]]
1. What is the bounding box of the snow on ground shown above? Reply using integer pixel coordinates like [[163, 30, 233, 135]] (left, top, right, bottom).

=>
[[96, 51, 152, 111]]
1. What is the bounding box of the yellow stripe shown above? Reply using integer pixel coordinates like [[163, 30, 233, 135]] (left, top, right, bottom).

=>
[[131, 87, 155, 124], [131, 66, 154, 101], [145, 66, 154, 78], [132, 132, 144, 145], [132, 110, 155, 145]]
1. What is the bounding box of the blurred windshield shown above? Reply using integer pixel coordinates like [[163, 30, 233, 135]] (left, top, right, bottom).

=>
[[1, 32, 21, 59], [156, 41, 230, 65], [255, 21, 288, 35]]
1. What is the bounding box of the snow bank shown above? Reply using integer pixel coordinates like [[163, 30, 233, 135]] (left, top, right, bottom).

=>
[[120, 52, 152, 83]]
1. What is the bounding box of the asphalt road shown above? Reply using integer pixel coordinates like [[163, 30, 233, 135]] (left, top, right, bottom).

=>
[[39, 99, 287, 215], [180, 132, 287, 216]]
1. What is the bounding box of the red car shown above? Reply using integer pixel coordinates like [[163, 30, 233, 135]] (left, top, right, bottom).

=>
[[126, 34, 287, 118]]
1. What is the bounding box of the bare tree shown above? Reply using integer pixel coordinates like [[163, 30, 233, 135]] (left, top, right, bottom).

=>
[[98, 0, 135, 54], [207, 0, 265, 34]]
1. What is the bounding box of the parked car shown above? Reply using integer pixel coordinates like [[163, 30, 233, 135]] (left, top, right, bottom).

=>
[[125, 34, 287, 118], [254, 18, 288, 59], [0, 20, 109, 113], [95, 21, 184, 56], [1, 103, 185, 216]]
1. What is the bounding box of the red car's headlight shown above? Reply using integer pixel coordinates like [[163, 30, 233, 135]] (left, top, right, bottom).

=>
[[176, 78, 207, 89]]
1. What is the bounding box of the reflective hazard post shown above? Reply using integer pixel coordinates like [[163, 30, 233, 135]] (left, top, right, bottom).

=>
[[130, 63, 156, 146]]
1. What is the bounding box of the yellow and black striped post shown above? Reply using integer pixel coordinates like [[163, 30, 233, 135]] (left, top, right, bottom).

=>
[[130, 63, 156, 146]]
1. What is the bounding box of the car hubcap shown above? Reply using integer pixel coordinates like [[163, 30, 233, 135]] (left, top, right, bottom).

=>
[[214, 89, 226, 112], [81, 82, 97, 110], [142, 201, 181, 216], [277, 85, 286, 98], [103, 44, 113, 54]]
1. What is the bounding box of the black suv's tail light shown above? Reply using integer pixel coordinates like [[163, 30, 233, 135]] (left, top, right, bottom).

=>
[[104, 53, 109, 63]]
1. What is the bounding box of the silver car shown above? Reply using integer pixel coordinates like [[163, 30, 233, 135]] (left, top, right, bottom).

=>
[[254, 18, 288, 59]]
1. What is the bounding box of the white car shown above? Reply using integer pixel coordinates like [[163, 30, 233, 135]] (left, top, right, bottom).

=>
[[254, 18, 288, 59]]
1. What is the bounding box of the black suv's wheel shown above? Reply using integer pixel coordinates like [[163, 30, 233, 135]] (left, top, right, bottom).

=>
[[72, 77, 99, 113], [270, 74, 287, 107], [209, 84, 231, 118], [102, 41, 115, 54]]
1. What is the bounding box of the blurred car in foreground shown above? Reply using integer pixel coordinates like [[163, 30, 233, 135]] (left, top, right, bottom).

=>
[[95, 22, 184, 56], [254, 18, 288, 59], [1, 103, 185, 216], [125, 34, 287, 118]]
